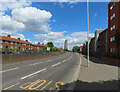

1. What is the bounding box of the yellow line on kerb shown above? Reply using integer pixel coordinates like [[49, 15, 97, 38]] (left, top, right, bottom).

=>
[[4, 82, 20, 90]]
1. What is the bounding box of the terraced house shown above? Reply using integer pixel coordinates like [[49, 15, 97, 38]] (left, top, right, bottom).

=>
[[0, 35, 47, 51]]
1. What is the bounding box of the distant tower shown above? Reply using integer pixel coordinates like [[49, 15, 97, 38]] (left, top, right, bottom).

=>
[[64, 40, 68, 50]]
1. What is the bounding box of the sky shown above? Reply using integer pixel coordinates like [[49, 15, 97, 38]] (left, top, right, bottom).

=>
[[0, 0, 110, 50]]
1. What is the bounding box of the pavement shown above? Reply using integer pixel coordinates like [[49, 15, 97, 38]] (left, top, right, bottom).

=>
[[1, 52, 81, 91], [59, 54, 119, 91], [0, 53, 119, 91]]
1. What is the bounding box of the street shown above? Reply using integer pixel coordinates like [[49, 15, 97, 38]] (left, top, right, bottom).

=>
[[2, 52, 81, 91]]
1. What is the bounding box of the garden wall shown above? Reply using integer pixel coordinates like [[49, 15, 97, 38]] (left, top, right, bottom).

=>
[[1, 52, 66, 65]]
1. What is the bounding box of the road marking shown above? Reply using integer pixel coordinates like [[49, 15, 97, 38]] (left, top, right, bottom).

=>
[[29, 62, 42, 66], [21, 68, 46, 80], [29, 80, 46, 90], [62, 60, 66, 62], [45, 60, 52, 62], [0, 67, 19, 73], [29, 74, 38, 79], [4, 82, 20, 90], [40, 81, 52, 91], [51, 62, 61, 67]]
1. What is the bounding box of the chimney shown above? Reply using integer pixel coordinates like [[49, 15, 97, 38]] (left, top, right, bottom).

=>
[[42, 43, 44, 45], [18, 38, 20, 40], [7, 35, 10, 38], [26, 40, 28, 42], [38, 42, 40, 44]]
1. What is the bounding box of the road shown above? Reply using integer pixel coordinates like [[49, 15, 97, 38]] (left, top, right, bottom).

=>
[[1, 52, 81, 91]]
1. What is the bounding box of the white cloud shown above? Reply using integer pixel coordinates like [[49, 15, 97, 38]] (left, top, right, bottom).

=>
[[1, 7, 52, 33], [1, 15, 25, 32], [70, 5, 74, 8], [0, 0, 31, 12], [0, 30, 25, 40], [53, 19, 56, 22], [35, 31, 65, 40], [11, 7, 52, 32], [34, 31, 94, 50], [94, 13, 97, 17]]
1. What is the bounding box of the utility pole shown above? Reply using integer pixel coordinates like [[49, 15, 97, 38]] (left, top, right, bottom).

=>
[[87, 0, 90, 67]]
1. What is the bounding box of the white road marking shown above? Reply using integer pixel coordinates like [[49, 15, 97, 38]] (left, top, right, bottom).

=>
[[62, 60, 67, 62], [45, 60, 52, 62], [51, 62, 61, 67], [29, 62, 42, 66], [21, 68, 46, 80], [0, 67, 20, 73]]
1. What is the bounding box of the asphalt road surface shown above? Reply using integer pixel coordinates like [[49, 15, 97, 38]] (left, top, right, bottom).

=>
[[1, 52, 81, 91]]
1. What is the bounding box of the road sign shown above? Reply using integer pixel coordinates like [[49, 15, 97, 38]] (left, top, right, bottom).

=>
[[47, 47, 50, 51]]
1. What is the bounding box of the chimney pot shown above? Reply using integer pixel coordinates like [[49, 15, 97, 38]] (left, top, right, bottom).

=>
[[7, 35, 10, 38], [38, 42, 40, 44], [18, 38, 20, 40], [26, 40, 28, 42]]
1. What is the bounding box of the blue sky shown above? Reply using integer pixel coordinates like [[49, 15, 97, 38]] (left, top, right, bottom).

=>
[[0, 1, 109, 50]]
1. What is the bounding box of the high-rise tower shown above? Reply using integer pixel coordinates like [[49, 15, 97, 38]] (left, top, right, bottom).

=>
[[64, 40, 68, 50]]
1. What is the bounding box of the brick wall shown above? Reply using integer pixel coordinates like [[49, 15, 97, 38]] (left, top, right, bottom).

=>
[[2, 52, 66, 65]]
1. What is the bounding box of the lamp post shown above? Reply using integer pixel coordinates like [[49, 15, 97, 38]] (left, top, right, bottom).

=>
[[87, 0, 90, 67]]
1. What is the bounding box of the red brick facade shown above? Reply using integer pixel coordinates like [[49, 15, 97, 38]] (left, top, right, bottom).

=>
[[108, 1, 120, 55], [99, 28, 108, 56], [90, 37, 95, 56], [0, 35, 47, 50]]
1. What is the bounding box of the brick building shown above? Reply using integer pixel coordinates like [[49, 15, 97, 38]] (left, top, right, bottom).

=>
[[99, 28, 108, 56], [36, 42, 47, 50], [94, 29, 103, 53], [0, 35, 47, 51], [80, 45, 83, 53], [90, 37, 95, 56], [108, 1, 120, 56]]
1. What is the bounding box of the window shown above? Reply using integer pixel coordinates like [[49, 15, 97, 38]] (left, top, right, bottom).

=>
[[110, 2, 115, 10], [110, 25, 115, 31], [15, 46, 17, 48], [5, 41, 9, 43], [110, 36, 115, 42], [110, 48, 115, 52], [15, 42, 17, 45], [110, 13, 115, 20], [10, 42, 13, 44], [0, 45, 2, 48], [0, 40, 2, 43], [11, 46, 13, 49]]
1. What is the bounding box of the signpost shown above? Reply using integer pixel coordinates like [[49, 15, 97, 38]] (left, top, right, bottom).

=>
[[47, 47, 50, 51]]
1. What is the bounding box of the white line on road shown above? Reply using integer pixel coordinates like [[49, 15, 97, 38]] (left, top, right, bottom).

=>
[[0, 67, 20, 73], [29, 62, 42, 66], [21, 68, 46, 80], [62, 60, 67, 62], [51, 62, 61, 67]]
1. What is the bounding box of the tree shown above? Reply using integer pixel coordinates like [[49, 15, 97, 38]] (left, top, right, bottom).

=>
[[47, 42, 54, 51], [72, 46, 80, 53], [43, 46, 47, 51]]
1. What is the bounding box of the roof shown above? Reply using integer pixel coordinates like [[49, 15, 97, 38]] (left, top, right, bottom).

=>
[[36, 43, 47, 47], [0, 35, 32, 45]]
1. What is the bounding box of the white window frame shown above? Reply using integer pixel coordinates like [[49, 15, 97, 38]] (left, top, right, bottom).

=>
[[10, 42, 14, 44], [0, 40, 2, 43], [0, 45, 2, 48], [110, 13, 115, 20], [110, 25, 115, 31], [110, 3, 115, 10]]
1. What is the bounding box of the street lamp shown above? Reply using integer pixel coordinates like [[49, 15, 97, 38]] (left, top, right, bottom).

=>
[[87, 0, 90, 67]]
